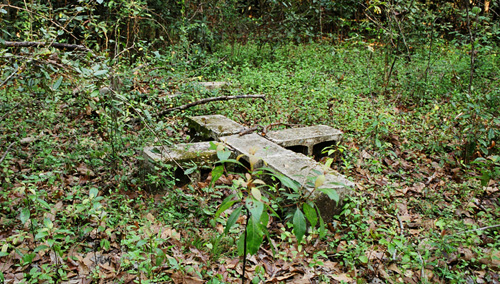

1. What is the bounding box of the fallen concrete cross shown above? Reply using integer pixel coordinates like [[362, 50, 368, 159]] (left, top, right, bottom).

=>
[[143, 114, 354, 220]]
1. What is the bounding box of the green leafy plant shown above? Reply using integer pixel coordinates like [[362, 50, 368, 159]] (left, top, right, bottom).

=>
[[210, 142, 341, 281], [473, 155, 500, 186]]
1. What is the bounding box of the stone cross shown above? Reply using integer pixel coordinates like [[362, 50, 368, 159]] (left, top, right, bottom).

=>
[[143, 115, 354, 221]]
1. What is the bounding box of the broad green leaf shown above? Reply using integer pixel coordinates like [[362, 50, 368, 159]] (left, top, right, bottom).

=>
[[89, 188, 99, 199], [22, 253, 36, 264], [293, 208, 306, 243], [20, 208, 30, 224], [435, 219, 446, 230], [210, 164, 224, 188], [168, 257, 179, 269], [209, 141, 218, 150], [275, 174, 300, 191], [246, 199, 264, 222], [251, 187, 262, 201], [217, 150, 231, 161], [143, 109, 152, 121], [359, 255, 369, 264], [324, 157, 333, 169], [215, 194, 238, 219], [37, 198, 51, 209], [264, 203, 280, 219], [319, 215, 327, 238], [43, 218, 53, 229], [480, 172, 491, 186], [237, 232, 245, 256], [260, 210, 269, 227], [52, 76, 63, 90], [184, 166, 197, 175], [246, 215, 264, 255], [155, 247, 166, 266], [136, 239, 147, 247], [35, 230, 49, 240], [224, 205, 243, 234], [315, 175, 326, 188], [34, 245, 49, 253], [100, 239, 110, 250], [318, 187, 339, 204], [303, 203, 318, 228], [0, 252, 9, 257], [94, 69, 108, 76]]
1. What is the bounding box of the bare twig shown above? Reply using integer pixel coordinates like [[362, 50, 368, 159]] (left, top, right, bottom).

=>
[[113, 43, 136, 61], [239, 126, 262, 136], [0, 142, 15, 164], [396, 214, 404, 238], [390, 6, 411, 62], [459, 224, 500, 235], [155, 94, 265, 119], [417, 252, 426, 282], [0, 66, 19, 88]]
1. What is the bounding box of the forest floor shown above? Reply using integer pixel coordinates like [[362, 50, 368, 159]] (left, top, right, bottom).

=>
[[0, 42, 499, 283]]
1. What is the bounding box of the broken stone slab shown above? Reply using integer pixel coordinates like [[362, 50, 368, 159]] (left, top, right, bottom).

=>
[[143, 142, 218, 185], [220, 133, 354, 221], [195, 81, 227, 90], [143, 142, 218, 165], [188, 115, 244, 140], [265, 125, 343, 156]]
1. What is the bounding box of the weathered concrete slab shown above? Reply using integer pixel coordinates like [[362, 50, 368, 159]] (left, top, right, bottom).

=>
[[143, 142, 217, 165], [143, 142, 217, 185], [188, 115, 244, 140], [221, 133, 354, 220], [266, 125, 343, 156], [196, 82, 227, 90]]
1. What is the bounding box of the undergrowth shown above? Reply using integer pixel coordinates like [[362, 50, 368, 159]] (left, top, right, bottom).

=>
[[0, 41, 499, 283]]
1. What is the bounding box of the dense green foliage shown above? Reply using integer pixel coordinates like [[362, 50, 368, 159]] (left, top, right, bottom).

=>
[[0, 0, 499, 283], [1, 0, 499, 51]]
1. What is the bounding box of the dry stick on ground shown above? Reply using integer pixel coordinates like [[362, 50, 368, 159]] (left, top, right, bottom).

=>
[[155, 94, 265, 119], [0, 142, 16, 164], [460, 224, 500, 235]]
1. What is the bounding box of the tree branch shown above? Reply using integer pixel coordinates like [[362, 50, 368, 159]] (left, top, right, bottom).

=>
[[0, 142, 15, 165], [156, 94, 265, 118]]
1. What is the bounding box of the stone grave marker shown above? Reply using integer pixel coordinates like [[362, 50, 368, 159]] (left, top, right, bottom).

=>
[[143, 115, 355, 221]]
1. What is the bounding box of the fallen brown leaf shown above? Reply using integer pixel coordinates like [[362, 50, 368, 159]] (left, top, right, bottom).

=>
[[332, 273, 353, 283]]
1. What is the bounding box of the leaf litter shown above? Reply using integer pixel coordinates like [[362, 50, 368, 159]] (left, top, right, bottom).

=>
[[0, 63, 499, 284]]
